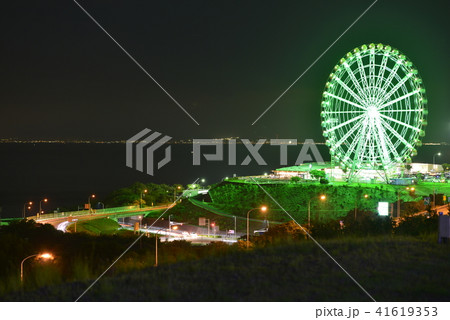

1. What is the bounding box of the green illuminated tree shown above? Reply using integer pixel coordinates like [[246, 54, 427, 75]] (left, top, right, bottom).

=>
[[310, 169, 326, 180]]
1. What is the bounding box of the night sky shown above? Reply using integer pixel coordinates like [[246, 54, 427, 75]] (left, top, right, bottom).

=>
[[1, 0, 449, 142]]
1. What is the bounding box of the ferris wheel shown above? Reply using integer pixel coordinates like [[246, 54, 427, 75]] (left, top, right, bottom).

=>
[[321, 43, 427, 179]]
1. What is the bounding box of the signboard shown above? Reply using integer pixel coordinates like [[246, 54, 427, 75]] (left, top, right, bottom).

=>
[[378, 202, 389, 216], [199, 217, 206, 226], [228, 230, 235, 234], [424, 197, 430, 205], [134, 222, 140, 232]]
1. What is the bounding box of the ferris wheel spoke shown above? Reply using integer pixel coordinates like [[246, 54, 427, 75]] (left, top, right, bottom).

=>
[[343, 63, 369, 100], [334, 77, 368, 108], [379, 113, 420, 132], [326, 93, 366, 110], [324, 110, 365, 114], [378, 89, 420, 110], [345, 126, 364, 160], [377, 62, 401, 101], [357, 123, 372, 164], [356, 55, 369, 93], [375, 117, 398, 163], [379, 108, 423, 113], [377, 74, 413, 107], [368, 50, 376, 90], [343, 117, 367, 160], [380, 117, 414, 150], [334, 117, 365, 149], [366, 125, 377, 163], [324, 113, 365, 134], [375, 54, 389, 91], [350, 118, 369, 166]]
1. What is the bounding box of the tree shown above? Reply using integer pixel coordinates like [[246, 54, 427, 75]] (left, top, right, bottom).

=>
[[310, 169, 326, 180], [290, 176, 300, 183], [442, 163, 450, 171], [416, 173, 423, 182]]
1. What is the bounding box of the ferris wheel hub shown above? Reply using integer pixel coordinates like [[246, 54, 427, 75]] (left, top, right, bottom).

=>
[[367, 106, 378, 118]]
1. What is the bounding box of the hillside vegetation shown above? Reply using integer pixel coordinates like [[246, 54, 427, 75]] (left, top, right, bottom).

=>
[[209, 181, 408, 223], [7, 236, 450, 302]]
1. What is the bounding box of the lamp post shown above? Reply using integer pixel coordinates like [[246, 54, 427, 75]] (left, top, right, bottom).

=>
[[20, 253, 53, 285], [87, 195, 95, 213], [168, 214, 174, 238], [234, 216, 237, 239], [154, 228, 166, 267], [433, 152, 441, 169], [247, 206, 267, 249], [308, 195, 326, 228], [354, 194, 369, 220], [23, 201, 32, 219], [433, 153, 441, 209], [140, 189, 148, 209], [38, 198, 48, 218], [173, 186, 181, 202]]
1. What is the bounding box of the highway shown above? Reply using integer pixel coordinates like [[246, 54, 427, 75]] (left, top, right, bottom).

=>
[[36, 205, 171, 230]]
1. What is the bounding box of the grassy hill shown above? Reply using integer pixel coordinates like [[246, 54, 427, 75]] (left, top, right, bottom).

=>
[[66, 218, 122, 236]]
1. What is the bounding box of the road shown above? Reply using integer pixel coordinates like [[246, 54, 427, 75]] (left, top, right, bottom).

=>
[[37, 205, 171, 230]]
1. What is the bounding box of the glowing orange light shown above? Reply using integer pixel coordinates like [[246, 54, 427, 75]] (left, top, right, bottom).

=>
[[261, 206, 268, 212], [38, 253, 53, 260]]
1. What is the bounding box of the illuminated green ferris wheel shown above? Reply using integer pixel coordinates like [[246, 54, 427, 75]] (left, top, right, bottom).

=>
[[321, 43, 427, 179]]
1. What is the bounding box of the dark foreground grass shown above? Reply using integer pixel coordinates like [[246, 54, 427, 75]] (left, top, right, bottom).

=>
[[6, 236, 450, 302]]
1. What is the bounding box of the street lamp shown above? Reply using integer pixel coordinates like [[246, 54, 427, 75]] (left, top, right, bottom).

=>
[[154, 228, 166, 267], [23, 201, 32, 219], [247, 206, 267, 249], [174, 186, 181, 202], [38, 199, 48, 218], [87, 195, 95, 213], [433, 152, 441, 168], [432, 152, 441, 209], [20, 252, 54, 284], [168, 214, 174, 238], [140, 189, 148, 209], [354, 194, 369, 220], [308, 195, 326, 228]]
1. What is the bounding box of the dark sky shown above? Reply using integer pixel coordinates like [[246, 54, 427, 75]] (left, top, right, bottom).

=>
[[0, 0, 448, 142]]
